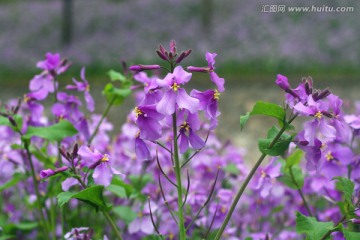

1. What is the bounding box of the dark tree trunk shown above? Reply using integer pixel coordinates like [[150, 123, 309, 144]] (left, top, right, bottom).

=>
[[201, 0, 213, 36]]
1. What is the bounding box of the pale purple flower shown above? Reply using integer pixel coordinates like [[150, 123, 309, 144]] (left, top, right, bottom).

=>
[[66, 67, 95, 112], [134, 105, 164, 141], [191, 89, 220, 129], [156, 66, 199, 115], [78, 146, 123, 186]]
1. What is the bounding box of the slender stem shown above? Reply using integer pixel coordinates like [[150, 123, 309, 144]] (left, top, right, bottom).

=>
[[102, 211, 123, 240], [24, 140, 51, 239], [289, 166, 313, 217], [214, 115, 297, 240], [172, 113, 187, 240], [88, 96, 116, 144]]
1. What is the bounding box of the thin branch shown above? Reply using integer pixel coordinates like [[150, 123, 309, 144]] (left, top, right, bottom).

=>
[[153, 141, 172, 154], [148, 197, 165, 240], [156, 150, 177, 188], [204, 201, 220, 239], [181, 130, 210, 169], [182, 169, 190, 208], [158, 175, 178, 225]]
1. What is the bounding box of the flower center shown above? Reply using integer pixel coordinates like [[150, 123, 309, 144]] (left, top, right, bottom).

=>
[[86, 85, 90, 91], [213, 89, 220, 100], [261, 170, 267, 178], [24, 94, 30, 103], [134, 107, 143, 118], [180, 121, 190, 132], [325, 151, 334, 161], [101, 154, 109, 162], [171, 82, 180, 92], [314, 111, 323, 119]]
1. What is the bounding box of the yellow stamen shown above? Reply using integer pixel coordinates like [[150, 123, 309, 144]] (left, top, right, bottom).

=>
[[325, 152, 333, 161], [86, 85, 90, 91], [221, 206, 227, 213], [180, 121, 190, 132], [314, 111, 323, 119], [213, 89, 220, 100], [169, 232, 175, 240], [24, 94, 30, 103], [101, 154, 109, 162], [138, 212, 143, 218], [134, 107, 143, 118], [261, 170, 267, 178], [171, 83, 180, 92]]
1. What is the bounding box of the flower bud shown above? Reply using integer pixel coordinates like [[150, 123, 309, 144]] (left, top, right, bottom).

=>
[[129, 64, 161, 72], [275, 74, 290, 90], [187, 66, 210, 73]]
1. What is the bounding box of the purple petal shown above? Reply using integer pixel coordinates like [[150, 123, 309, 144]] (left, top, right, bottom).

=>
[[84, 91, 95, 112], [62, 177, 78, 191], [156, 91, 176, 115], [135, 137, 151, 161], [93, 163, 112, 186], [206, 52, 217, 69], [176, 88, 199, 114], [138, 117, 162, 141], [189, 130, 205, 150], [179, 133, 189, 154], [210, 72, 225, 92], [78, 146, 102, 163]]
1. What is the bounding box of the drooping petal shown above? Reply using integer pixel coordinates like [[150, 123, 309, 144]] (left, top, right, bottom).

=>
[[176, 88, 199, 114], [135, 137, 151, 161], [209, 72, 225, 92], [189, 130, 205, 150], [84, 91, 95, 112], [179, 133, 189, 154], [156, 90, 177, 115], [93, 163, 112, 186], [138, 117, 162, 141]]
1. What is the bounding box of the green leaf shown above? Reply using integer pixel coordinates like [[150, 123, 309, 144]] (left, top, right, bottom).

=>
[[128, 174, 153, 192], [239, 101, 286, 130], [251, 101, 285, 120], [2, 222, 38, 234], [113, 206, 137, 224], [111, 176, 133, 198], [239, 112, 250, 130], [224, 163, 240, 175], [57, 185, 110, 211], [258, 126, 292, 156], [0, 173, 25, 191], [103, 83, 132, 106], [285, 149, 304, 169], [22, 120, 78, 141], [334, 177, 355, 203], [339, 224, 360, 239], [108, 70, 127, 82], [107, 185, 127, 198], [296, 212, 334, 240], [57, 191, 75, 208], [278, 165, 304, 189]]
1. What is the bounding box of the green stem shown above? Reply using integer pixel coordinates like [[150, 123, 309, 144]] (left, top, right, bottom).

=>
[[24, 140, 51, 239], [102, 211, 123, 240], [172, 113, 187, 240], [289, 166, 313, 217], [214, 115, 297, 240], [88, 96, 116, 145], [320, 215, 346, 240]]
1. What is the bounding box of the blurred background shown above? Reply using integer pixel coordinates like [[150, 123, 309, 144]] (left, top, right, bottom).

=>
[[1, 0, 359, 160]]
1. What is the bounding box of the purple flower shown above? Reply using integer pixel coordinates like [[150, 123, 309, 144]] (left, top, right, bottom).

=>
[[66, 67, 95, 112], [135, 135, 151, 161], [156, 66, 199, 115], [134, 105, 164, 141], [177, 110, 205, 153], [129, 64, 161, 72], [187, 52, 225, 92], [36, 52, 70, 74], [40, 166, 68, 179], [191, 89, 220, 129], [275, 74, 290, 90], [254, 159, 283, 198], [78, 146, 123, 186]]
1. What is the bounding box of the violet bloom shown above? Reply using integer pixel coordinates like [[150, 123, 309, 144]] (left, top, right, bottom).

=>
[[134, 105, 164, 141], [40, 166, 68, 179], [254, 159, 283, 198], [36, 52, 70, 74], [275, 74, 290, 90], [135, 135, 151, 161], [177, 110, 205, 153], [133, 72, 163, 105], [78, 146, 123, 187], [51, 92, 83, 122], [156, 66, 199, 115], [66, 67, 95, 112], [187, 52, 225, 92], [191, 89, 220, 129], [294, 95, 336, 145]]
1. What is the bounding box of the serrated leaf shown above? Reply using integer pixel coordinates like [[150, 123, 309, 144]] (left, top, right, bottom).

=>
[[108, 70, 127, 82], [239, 101, 286, 130], [296, 212, 334, 240], [258, 126, 292, 156], [107, 185, 127, 198], [57, 191, 75, 208], [239, 112, 250, 130], [278, 165, 304, 189], [285, 149, 304, 169], [113, 206, 137, 224], [103, 83, 132, 106], [334, 177, 354, 204], [22, 120, 78, 141], [57, 185, 110, 211]]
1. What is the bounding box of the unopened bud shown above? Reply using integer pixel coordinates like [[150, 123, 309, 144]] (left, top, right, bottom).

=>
[[156, 50, 168, 61], [187, 66, 210, 73], [59, 146, 68, 160], [72, 143, 79, 159], [275, 74, 290, 90], [8, 116, 17, 127], [322, 111, 333, 118], [316, 88, 331, 101], [351, 218, 360, 224], [176, 49, 192, 64], [129, 64, 161, 72], [170, 39, 177, 55]]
